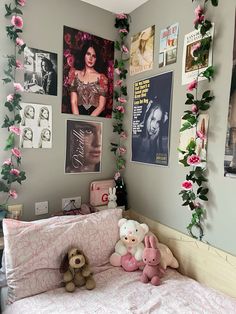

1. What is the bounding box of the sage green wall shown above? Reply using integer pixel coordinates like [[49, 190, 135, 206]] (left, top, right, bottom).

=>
[[0, 0, 116, 220], [125, 0, 236, 255]]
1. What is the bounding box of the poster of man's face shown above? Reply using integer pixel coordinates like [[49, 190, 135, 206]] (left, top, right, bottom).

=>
[[24, 47, 58, 96], [62, 26, 114, 118], [65, 120, 102, 174]]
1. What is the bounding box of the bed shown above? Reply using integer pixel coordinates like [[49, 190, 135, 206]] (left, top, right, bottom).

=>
[[1, 208, 236, 313]]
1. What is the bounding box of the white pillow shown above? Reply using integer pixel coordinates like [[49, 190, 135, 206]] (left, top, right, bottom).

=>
[[3, 208, 122, 302]]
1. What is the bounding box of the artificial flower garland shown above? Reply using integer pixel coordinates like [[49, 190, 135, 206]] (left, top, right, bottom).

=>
[[0, 0, 27, 214], [111, 13, 130, 180], [178, 0, 218, 240]]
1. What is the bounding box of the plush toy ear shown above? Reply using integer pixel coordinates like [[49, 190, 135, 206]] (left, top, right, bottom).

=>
[[118, 218, 127, 227], [60, 253, 69, 273], [144, 235, 150, 248], [140, 223, 149, 234], [112, 187, 116, 195], [149, 235, 157, 249], [108, 187, 112, 194]]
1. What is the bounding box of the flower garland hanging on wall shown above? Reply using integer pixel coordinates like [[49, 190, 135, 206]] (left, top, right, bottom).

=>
[[111, 13, 130, 204], [178, 0, 218, 240], [0, 0, 27, 214]]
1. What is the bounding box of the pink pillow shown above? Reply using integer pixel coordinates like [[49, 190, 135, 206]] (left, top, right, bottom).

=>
[[3, 208, 122, 302]]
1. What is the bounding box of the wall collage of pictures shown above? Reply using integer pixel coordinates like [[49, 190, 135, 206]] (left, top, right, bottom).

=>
[[19, 13, 236, 177]]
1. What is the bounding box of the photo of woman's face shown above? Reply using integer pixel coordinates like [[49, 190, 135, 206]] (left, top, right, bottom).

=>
[[41, 109, 49, 119], [146, 108, 162, 140], [43, 129, 51, 141], [82, 123, 101, 166], [24, 129, 33, 140], [85, 47, 97, 68], [26, 107, 35, 119]]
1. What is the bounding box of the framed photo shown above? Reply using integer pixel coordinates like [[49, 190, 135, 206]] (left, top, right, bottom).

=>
[[62, 26, 114, 118], [24, 47, 57, 95], [65, 119, 102, 173]]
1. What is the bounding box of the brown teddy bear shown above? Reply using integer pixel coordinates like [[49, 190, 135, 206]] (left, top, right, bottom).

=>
[[60, 248, 96, 292]]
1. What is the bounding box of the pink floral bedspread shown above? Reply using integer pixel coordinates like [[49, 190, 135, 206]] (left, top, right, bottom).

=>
[[3, 267, 236, 314]]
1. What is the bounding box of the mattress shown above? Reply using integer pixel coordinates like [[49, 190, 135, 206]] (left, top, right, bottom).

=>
[[2, 266, 236, 314]]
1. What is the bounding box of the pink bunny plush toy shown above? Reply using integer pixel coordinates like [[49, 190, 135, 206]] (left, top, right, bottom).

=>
[[140, 235, 165, 286]]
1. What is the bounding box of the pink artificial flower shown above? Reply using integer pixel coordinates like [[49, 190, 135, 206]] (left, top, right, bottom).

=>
[[17, 0, 26, 6], [120, 131, 128, 139], [16, 37, 24, 46], [196, 130, 206, 140], [115, 68, 121, 75], [114, 172, 121, 181], [9, 190, 18, 199], [118, 146, 127, 155], [191, 42, 201, 54], [181, 180, 193, 191], [118, 97, 127, 103], [64, 33, 71, 45], [9, 126, 21, 135], [122, 45, 129, 53], [11, 148, 21, 158], [64, 49, 71, 58], [7, 94, 14, 102], [15, 60, 24, 69], [194, 15, 204, 26], [13, 83, 24, 92], [194, 5, 204, 16], [119, 29, 128, 34], [116, 13, 127, 19], [115, 79, 123, 87], [67, 55, 75, 67], [116, 106, 125, 113], [187, 80, 198, 92], [11, 16, 23, 29], [187, 154, 201, 166], [3, 159, 12, 166], [10, 169, 20, 176], [191, 105, 198, 114]]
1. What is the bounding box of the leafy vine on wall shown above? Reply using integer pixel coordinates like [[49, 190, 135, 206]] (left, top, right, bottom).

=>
[[111, 13, 130, 180], [178, 0, 218, 240], [0, 0, 27, 214]]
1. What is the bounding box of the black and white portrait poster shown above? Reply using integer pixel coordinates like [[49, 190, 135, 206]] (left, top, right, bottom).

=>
[[20, 102, 52, 149], [62, 26, 114, 118], [224, 11, 236, 178], [65, 120, 102, 174], [132, 72, 173, 166], [24, 47, 58, 95]]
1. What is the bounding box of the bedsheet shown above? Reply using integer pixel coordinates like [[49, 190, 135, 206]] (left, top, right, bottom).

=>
[[2, 266, 236, 314]]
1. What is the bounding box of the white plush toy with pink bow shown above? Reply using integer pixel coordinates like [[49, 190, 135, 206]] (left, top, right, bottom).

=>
[[110, 218, 149, 271]]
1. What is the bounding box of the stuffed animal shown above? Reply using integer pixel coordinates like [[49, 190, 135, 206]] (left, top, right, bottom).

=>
[[60, 248, 96, 292], [110, 218, 149, 270], [108, 187, 117, 209], [140, 235, 165, 286]]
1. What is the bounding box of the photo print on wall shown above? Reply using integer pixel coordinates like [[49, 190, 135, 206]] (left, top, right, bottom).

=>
[[65, 119, 102, 174], [130, 25, 155, 76], [20, 102, 52, 149], [24, 47, 57, 95], [159, 23, 179, 68], [131, 72, 173, 166], [224, 11, 236, 178], [182, 25, 214, 85], [62, 26, 114, 118]]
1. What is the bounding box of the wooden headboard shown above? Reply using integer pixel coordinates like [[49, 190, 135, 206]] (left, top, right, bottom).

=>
[[126, 210, 236, 299]]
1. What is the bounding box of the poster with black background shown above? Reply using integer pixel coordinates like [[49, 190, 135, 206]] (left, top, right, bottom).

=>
[[132, 72, 173, 166]]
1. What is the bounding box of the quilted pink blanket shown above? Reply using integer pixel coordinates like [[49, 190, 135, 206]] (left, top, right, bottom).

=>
[[3, 266, 236, 313]]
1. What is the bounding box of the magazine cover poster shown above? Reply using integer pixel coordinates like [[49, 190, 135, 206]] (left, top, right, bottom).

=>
[[182, 25, 214, 85], [20, 102, 52, 149], [65, 120, 102, 174], [62, 26, 114, 118], [130, 26, 155, 76], [224, 12, 236, 178], [178, 114, 209, 168], [159, 23, 179, 68], [24, 47, 57, 95], [131, 72, 173, 166]]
